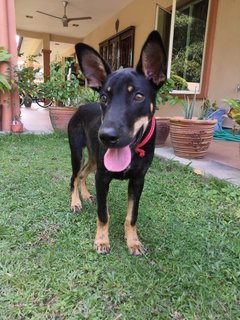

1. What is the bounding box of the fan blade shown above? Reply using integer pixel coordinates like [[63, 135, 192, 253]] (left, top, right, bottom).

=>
[[67, 16, 92, 22], [36, 11, 62, 20]]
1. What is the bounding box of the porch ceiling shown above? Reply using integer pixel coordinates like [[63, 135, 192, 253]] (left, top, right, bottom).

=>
[[15, 0, 134, 61], [15, 0, 133, 38]]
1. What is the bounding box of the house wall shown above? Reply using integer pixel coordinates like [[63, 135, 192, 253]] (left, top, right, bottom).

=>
[[208, 0, 240, 105], [83, 0, 240, 124], [82, 0, 174, 118], [83, 0, 171, 66]]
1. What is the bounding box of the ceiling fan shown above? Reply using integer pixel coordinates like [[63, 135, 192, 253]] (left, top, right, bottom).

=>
[[36, 1, 92, 27]]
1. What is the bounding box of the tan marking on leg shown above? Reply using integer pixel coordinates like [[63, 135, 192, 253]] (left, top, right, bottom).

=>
[[124, 198, 145, 255], [71, 175, 82, 212], [79, 150, 96, 203], [79, 163, 95, 202], [94, 213, 110, 254], [133, 116, 149, 136]]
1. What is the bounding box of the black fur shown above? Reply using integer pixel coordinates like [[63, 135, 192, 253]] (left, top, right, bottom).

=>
[[68, 31, 167, 255]]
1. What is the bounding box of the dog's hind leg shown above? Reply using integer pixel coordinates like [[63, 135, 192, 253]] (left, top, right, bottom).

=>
[[125, 177, 146, 256], [69, 127, 86, 213], [70, 146, 96, 212], [70, 152, 83, 213], [79, 149, 96, 203]]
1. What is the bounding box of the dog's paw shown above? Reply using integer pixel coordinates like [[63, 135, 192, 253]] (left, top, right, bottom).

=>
[[71, 202, 82, 213], [94, 240, 110, 255], [83, 194, 96, 203], [127, 239, 146, 256]]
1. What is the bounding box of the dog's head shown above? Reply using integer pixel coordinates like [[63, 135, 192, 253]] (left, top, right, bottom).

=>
[[75, 31, 167, 171]]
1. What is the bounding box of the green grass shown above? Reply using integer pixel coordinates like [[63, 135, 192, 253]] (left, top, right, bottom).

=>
[[0, 133, 239, 320]]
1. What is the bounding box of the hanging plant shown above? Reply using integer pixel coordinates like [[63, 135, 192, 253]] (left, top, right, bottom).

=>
[[0, 47, 12, 94]]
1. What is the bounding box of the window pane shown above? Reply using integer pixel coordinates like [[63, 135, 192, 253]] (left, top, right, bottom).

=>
[[156, 4, 171, 56], [156, 0, 210, 93], [99, 27, 135, 70], [172, 0, 209, 92]]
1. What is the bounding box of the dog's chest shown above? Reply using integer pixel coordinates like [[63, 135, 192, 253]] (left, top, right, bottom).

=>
[[110, 156, 147, 180]]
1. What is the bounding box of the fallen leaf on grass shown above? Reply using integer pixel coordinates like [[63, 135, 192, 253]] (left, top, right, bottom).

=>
[[194, 168, 204, 176]]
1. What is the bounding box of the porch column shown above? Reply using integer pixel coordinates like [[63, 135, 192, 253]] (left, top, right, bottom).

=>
[[42, 49, 51, 80], [0, 0, 19, 131]]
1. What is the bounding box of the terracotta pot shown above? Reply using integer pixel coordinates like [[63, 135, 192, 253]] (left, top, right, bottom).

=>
[[170, 117, 217, 158], [11, 122, 23, 133], [155, 117, 170, 146], [49, 106, 77, 132]]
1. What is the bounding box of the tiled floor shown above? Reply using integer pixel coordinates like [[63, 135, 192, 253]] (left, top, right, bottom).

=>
[[21, 104, 240, 185], [162, 137, 240, 170], [21, 104, 53, 134], [155, 137, 240, 186], [206, 139, 240, 169]]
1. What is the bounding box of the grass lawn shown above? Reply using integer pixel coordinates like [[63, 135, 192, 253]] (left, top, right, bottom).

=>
[[0, 133, 239, 320]]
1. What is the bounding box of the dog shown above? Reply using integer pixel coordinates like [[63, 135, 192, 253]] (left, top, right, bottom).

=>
[[68, 31, 167, 255]]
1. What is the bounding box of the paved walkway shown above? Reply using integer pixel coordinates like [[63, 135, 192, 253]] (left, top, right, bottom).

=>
[[21, 104, 53, 134], [21, 104, 240, 186], [155, 141, 240, 186]]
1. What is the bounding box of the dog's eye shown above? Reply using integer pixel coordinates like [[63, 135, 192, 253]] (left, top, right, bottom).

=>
[[100, 94, 108, 104], [134, 93, 145, 102]]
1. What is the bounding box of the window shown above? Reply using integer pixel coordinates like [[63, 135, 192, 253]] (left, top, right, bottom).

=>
[[156, 0, 218, 96], [99, 26, 135, 70]]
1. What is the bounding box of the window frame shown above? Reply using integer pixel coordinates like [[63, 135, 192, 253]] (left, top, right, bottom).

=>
[[99, 26, 135, 70], [155, 0, 219, 98]]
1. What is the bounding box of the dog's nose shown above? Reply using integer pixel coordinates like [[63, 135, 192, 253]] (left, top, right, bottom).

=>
[[99, 127, 119, 146]]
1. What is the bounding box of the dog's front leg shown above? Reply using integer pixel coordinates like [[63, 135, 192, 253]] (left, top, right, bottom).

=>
[[94, 172, 111, 254], [125, 177, 146, 256]]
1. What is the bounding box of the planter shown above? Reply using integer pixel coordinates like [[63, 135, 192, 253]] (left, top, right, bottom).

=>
[[170, 117, 217, 158], [11, 122, 23, 133], [155, 117, 170, 146], [49, 106, 77, 132]]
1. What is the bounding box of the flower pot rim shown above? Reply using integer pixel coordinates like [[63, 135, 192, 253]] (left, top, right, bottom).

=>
[[155, 116, 171, 120], [49, 105, 77, 110], [170, 116, 217, 125]]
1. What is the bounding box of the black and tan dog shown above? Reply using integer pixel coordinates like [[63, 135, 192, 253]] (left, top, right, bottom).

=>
[[68, 31, 167, 255]]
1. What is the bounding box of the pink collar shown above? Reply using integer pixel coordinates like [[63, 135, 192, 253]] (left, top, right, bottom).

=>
[[135, 116, 156, 157]]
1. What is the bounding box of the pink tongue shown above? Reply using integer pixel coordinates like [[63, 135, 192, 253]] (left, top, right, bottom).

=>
[[104, 145, 131, 172]]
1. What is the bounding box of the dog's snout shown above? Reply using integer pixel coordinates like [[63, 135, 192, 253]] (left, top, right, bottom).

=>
[[99, 127, 120, 146]]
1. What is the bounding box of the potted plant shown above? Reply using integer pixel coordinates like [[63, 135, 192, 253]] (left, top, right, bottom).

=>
[[78, 86, 99, 104], [0, 47, 12, 94], [0, 47, 12, 131], [223, 98, 240, 134], [0, 47, 24, 132], [11, 115, 23, 133], [14, 55, 40, 108], [155, 78, 179, 146], [170, 94, 217, 158], [40, 58, 82, 132]]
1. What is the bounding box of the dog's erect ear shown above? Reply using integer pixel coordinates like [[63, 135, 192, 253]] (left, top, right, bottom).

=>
[[136, 31, 167, 88], [75, 43, 111, 90]]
